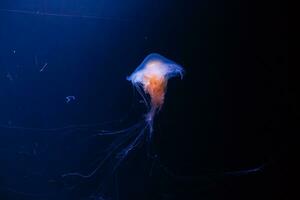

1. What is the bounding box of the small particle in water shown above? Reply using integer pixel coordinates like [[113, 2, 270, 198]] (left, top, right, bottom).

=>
[[40, 63, 48, 72], [12, 50, 16, 54], [65, 96, 76, 103]]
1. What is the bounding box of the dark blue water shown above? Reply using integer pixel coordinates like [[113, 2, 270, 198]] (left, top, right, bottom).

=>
[[0, 1, 288, 200]]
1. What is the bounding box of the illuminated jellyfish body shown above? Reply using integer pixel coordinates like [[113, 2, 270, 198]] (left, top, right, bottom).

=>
[[127, 53, 184, 135]]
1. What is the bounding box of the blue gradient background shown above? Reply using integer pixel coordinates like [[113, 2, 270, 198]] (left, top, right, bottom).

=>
[[0, 1, 288, 200]]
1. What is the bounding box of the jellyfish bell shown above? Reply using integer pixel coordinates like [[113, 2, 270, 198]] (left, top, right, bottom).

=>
[[127, 53, 184, 85], [127, 53, 185, 126]]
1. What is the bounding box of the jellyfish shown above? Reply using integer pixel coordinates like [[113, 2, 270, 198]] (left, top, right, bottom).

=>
[[127, 53, 184, 135]]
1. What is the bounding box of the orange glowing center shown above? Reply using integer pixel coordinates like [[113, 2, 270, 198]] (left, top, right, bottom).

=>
[[143, 75, 167, 108]]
